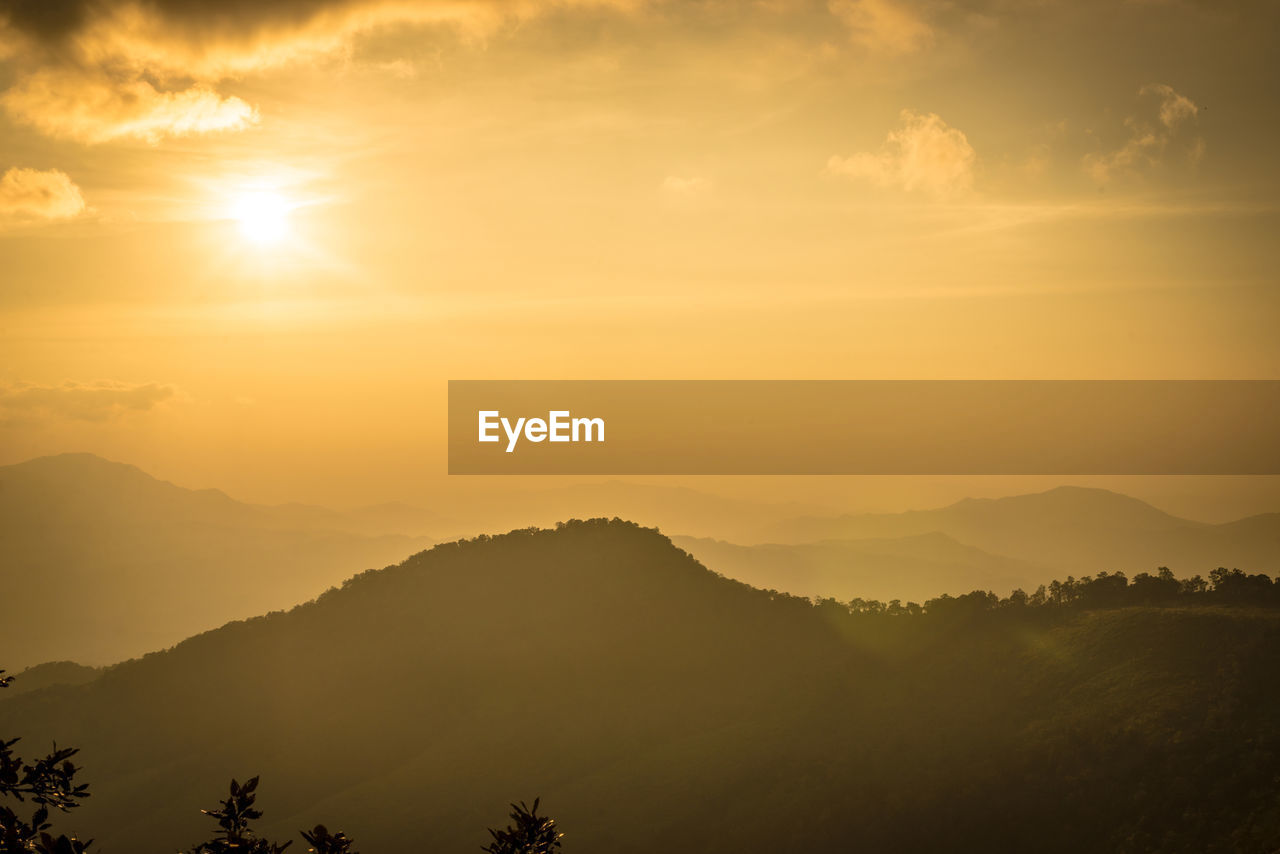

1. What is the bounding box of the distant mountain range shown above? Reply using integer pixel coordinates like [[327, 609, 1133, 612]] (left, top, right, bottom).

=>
[[3, 453, 1276, 669], [675, 487, 1280, 603], [2, 521, 1276, 852], [749, 486, 1279, 581], [464, 483, 1279, 592], [673, 532, 1044, 603], [0, 660, 98, 697], [0, 453, 433, 668]]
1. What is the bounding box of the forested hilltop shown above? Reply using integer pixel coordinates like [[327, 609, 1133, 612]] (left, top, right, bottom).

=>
[[3, 519, 1278, 853]]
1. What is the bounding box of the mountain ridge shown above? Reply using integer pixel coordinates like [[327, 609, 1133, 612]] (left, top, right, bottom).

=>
[[759, 484, 1278, 577], [3, 519, 1278, 853], [0, 453, 434, 668], [5, 452, 1277, 667], [673, 531, 1045, 603]]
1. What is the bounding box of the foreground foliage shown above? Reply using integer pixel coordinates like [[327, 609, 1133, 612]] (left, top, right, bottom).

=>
[[483, 799, 563, 854], [4, 671, 560, 854], [0, 672, 90, 854]]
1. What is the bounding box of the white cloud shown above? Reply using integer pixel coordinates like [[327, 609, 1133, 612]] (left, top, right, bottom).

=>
[[828, 109, 976, 198], [0, 167, 87, 221], [3, 70, 258, 145]]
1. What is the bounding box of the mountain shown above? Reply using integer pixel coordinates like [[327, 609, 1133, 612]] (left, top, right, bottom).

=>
[[763, 486, 1280, 578], [673, 532, 1046, 602], [2, 520, 1277, 853], [0, 661, 100, 698], [0, 453, 432, 668]]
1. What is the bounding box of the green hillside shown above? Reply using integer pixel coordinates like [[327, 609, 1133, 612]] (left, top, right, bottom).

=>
[[3, 520, 1278, 852]]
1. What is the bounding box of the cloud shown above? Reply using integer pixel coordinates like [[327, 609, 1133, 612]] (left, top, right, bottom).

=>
[[1145, 83, 1198, 129], [1083, 84, 1203, 184], [828, 109, 976, 198], [0, 0, 642, 144], [3, 70, 258, 144], [0, 381, 176, 423], [828, 0, 933, 53], [0, 167, 87, 221]]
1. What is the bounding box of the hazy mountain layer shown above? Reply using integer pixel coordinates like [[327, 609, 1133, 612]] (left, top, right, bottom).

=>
[[2, 521, 1277, 853], [6, 455, 1277, 671], [762, 485, 1280, 577], [674, 532, 1046, 602], [0, 661, 99, 698], [0, 453, 432, 668]]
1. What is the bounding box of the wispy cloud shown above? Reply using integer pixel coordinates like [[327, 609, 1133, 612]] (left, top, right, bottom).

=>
[[828, 109, 976, 199], [828, 0, 933, 54], [0, 380, 176, 423], [1083, 83, 1203, 184], [3, 71, 257, 144], [0, 167, 87, 222]]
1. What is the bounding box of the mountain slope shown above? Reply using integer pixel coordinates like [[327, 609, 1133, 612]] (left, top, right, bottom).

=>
[[765, 486, 1280, 576], [0, 661, 100, 698], [0, 453, 432, 668], [2, 520, 1278, 853]]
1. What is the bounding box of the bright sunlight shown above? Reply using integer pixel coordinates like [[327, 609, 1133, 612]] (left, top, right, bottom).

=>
[[232, 191, 292, 244]]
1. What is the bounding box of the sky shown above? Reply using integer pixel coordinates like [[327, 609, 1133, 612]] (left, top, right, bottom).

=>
[[1, 0, 1277, 515]]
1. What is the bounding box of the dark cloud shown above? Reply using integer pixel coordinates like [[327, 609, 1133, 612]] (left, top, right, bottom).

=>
[[1, 0, 89, 43], [1, 0, 342, 44], [0, 0, 643, 142], [0, 0, 632, 48]]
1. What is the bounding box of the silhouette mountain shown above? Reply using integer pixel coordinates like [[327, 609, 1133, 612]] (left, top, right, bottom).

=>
[[673, 531, 1043, 602], [0, 661, 99, 698], [2, 520, 1277, 853], [0, 453, 432, 668], [763, 486, 1280, 577]]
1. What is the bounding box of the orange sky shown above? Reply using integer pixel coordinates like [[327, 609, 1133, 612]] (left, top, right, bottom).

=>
[[2, 0, 1277, 514]]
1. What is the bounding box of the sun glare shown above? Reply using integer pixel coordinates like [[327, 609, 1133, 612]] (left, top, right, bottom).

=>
[[232, 191, 292, 244]]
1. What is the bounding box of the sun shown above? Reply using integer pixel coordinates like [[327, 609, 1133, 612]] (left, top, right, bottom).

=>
[[232, 191, 292, 244]]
